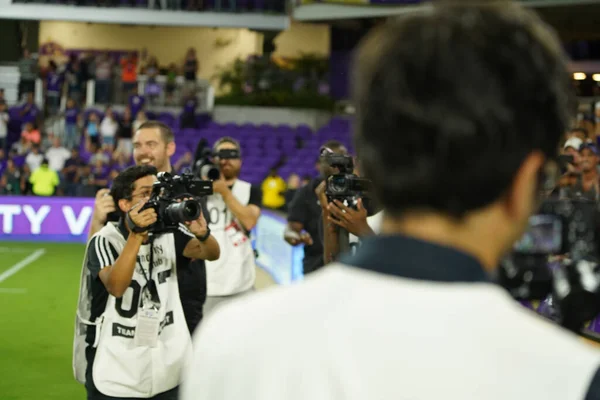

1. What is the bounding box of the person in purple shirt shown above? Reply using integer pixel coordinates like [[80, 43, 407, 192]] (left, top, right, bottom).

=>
[[63, 147, 84, 196], [128, 92, 145, 118], [180, 95, 197, 129], [64, 98, 80, 150], [19, 93, 40, 128], [91, 158, 109, 192], [0, 149, 6, 178], [46, 61, 64, 116]]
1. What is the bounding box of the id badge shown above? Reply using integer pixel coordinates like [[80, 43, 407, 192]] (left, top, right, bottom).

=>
[[225, 221, 248, 247], [134, 308, 160, 348]]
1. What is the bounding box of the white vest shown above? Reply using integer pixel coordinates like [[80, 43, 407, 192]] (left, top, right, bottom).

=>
[[205, 179, 256, 296], [73, 223, 192, 398]]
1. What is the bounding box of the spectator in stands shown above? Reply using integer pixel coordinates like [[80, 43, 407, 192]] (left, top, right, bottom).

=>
[[63, 148, 84, 197], [0, 102, 8, 151], [95, 53, 113, 104], [567, 127, 588, 142], [41, 132, 55, 152], [174, 151, 193, 173], [166, 64, 178, 105], [18, 49, 38, 101], [66, 59, 85, 105], [76, 164, 97, 197], [1, 158, 21, 195], [90, 143, 109, 165], [45, 61, 64, 116], [112, 151, 131, 171], [0, 88, 5, 105], [25, 144, 44, 172], [129, 92, 145, 120], [116, 107, 134, 157], [20, 164, 32, 195], [120, 52, 138, 100], [85, 112, 100, 150], [100, 106, 119, 150], [92, 158, 109, 192], [64, 98, 80, 150], [46, 137, 71, 172], [262, 168, 286, 210], [21, 122, 41, 146], [133, 110, 148, 133], [180, 94, 197, 129], [19, 93, 40, 129], [564, 143, 600, 201], [30, 158, 59, 196], [183, 48, 199, 88], [11, 136, 30, 155], [0, 149, 5, 177]]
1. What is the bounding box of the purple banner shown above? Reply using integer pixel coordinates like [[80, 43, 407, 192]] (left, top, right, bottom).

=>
[[0, 196, 94, 243]]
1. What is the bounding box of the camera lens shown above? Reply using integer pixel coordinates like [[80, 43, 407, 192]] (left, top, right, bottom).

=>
[[164, 200, 201, 224], [200, 164, 221, 181], [329, 176, 347, 193]]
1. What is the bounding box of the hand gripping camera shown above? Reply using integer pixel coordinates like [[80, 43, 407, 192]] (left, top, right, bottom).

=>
[[498, 197, 600, 337], [323, 153, 371, 208], [138, 172, 213, 234]]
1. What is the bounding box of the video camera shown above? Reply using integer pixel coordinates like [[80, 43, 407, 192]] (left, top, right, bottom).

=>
[[193, 139, 241, 181], [323, 153, 371, 209], [498, 196, 600, 336], [139, 172, 213, 233]]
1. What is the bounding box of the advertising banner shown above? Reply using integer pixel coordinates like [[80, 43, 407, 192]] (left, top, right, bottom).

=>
[[0, 196, 304, 284]]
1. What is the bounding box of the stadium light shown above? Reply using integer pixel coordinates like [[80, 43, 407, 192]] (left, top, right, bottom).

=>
[[593, 74, 600, 82], [573, 72, 587, 81]]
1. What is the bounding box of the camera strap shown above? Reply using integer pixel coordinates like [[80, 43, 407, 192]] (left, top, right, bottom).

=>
[[138, 235, 161, 310]]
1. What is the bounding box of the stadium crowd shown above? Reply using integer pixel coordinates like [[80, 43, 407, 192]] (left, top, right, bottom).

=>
[[12, 0, 286, 13]]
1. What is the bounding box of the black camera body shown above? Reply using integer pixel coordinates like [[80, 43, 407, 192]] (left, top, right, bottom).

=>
[[499, 197, 600, 334], [323, 154, 371, 208], [139, 172, 213, 233]]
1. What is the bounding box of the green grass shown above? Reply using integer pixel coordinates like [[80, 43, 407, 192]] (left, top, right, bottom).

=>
[[0, 242, 87, 400]]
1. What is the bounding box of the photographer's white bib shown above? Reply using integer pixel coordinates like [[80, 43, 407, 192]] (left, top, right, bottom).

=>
[[205, 180, 256, 296], [73, 223, 191, 398]]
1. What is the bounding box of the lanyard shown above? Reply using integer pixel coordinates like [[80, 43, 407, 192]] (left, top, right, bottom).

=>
[[138, 235, 161, 309]]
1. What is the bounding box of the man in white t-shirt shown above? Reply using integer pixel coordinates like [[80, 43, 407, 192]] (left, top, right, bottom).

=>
[[45, 137, 71, 172], [25, 144, 44, 172], [181, 4, 600, 400], [0, 102, 9, 151]]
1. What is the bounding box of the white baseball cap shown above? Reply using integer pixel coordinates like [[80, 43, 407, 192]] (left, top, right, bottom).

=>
[[564, 137, 583, 150]]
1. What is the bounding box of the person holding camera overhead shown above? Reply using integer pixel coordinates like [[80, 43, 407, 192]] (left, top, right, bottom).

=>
[[182, 3, 600, 399], [88, 121, 217, 334], [201, 137, 262, 315], [74, 165, 219, 400]]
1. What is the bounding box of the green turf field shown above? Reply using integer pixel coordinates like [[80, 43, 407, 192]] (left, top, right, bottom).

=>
[[0, 242, 86, 400]]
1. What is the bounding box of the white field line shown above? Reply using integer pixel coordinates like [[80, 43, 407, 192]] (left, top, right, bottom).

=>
[[0, 247, 37, 253], [0, 249, 46, 284], [0, 288, 27, 294]]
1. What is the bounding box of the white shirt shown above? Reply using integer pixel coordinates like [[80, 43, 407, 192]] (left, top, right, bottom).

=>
[[46, 146, 71, 171], [0, 112, 8, 139], [99, 117, 118, 138], [182, 265, 600, 400], [25, 152, 44, 171]]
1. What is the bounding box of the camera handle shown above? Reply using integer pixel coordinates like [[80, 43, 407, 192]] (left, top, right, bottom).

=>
[[337, 227, 350, 256]]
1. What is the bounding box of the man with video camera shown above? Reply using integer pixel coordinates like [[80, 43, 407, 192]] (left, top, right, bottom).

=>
[[74, 165, 219, 400], [181, 3, 600, 399], [200, 137, 262, 315], [283, 140, 348, 275]]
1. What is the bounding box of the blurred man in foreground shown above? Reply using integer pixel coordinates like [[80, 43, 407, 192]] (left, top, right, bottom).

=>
[[181, 2, 600, 399]]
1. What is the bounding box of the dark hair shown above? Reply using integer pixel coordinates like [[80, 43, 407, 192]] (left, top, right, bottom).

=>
[[110, 165, 157, 215], [570, 127, 588, 138], [213, 136, 242, 156], [137, 121, 175, 144], [353, 2, 574, 218]]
